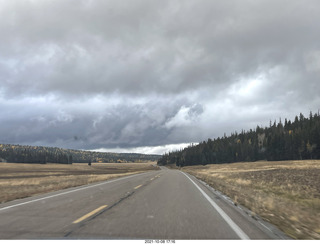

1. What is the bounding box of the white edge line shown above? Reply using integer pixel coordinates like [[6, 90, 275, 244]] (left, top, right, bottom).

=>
[[0, 172, 148, 212], [181, 171, 250, 240]]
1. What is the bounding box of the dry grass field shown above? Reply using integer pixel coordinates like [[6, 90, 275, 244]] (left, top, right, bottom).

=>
[[182, 160, 320, 240], [0, 162, 159, 204]]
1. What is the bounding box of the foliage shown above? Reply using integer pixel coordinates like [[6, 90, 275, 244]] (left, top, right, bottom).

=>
[[0, 145, 72, 164], [158, 111, 320, 166], [0, 144, 160, 164]]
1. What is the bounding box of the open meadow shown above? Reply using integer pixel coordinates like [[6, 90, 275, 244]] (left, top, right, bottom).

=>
[[0, 162, 159, 204], [182, 160, 320, 240]]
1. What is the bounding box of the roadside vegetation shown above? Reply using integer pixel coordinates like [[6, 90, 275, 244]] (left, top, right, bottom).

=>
[[182, 160, 320, 239], [0, 162, 159, 204], [158, 111, 320, 166]]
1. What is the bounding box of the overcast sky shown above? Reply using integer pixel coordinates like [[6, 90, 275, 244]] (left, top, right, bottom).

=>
[[1, 0, 320, 154]]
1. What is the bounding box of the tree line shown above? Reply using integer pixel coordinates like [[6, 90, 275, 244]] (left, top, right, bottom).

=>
[[0, 144, 161, 164], [0, 144, 72, 164], [157, 111, 320, 167]]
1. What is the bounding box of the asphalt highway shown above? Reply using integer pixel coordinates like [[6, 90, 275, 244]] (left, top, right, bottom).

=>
[[0, 167, 289, 239]]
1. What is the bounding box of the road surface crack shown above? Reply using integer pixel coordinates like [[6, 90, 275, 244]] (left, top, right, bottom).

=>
[[64, 191, 134, 238]]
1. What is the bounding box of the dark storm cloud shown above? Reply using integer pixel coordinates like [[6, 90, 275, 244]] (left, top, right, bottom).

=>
[[0, 0, 320, 153], [0, 93, 193, 149]]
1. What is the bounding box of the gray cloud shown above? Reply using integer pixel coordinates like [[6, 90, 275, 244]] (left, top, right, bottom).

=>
[[0, 0, 320, 153]]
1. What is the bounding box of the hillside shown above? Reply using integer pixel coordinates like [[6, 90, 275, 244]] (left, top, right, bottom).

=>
[[0, 144, 161, 164], [158, 111, 320, 166]]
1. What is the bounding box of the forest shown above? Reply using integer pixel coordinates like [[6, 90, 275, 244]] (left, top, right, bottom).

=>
[[157, 111, 320, 166], [0, 144, 160, 164]]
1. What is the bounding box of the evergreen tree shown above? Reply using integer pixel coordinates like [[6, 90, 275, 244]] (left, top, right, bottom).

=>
[[157, 111, 320, 166]]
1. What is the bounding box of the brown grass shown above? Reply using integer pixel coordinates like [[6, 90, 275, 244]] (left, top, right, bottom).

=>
[[182, 160, 320, 240], [0, 162, 159, 204]]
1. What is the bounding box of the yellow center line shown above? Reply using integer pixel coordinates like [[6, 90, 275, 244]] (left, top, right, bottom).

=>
[[73, 205, 108, 224], [134, 184, 143, 189], [151, 174, 161, 180]]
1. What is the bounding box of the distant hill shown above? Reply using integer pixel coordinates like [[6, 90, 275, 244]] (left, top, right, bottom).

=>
[[0, 144, 161, 164], [158, 111, 320, 166]]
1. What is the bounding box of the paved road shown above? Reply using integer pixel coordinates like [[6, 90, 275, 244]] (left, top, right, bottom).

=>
[[0, 167, 289, 239]]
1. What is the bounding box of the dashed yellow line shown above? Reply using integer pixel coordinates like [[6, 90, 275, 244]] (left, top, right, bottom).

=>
[[151, 174, 161, 181], [73, 205, 108, 224], [134, 184, 143, 189]]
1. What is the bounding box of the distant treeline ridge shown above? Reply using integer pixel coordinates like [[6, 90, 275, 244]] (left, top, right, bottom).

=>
[[157, 111, 320, 166], [0, 144, 161, 164]]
